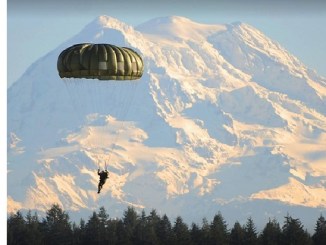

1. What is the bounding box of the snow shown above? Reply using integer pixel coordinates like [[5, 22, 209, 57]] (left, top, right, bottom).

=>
[[251, 177, 326, 208], [7, 15, 326, 228], [136, 16, 227, 41]]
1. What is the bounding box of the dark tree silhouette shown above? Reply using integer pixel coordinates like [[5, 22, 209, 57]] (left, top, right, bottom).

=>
[[156, 214, 175, 245], [83, 211, 100, 244], [191, 222, 205, 245], [173, 216, 192, 245], [244, 217, 258, 245], [98, 207, 110, 244], [229, 221, 245, 245], [7, 204, 319, 245], [201, 218, 211, 245], [71, 219, 84, 245], [121, 206, 139, 244], [7, 211, 28, 245], [282, 214, 312, 245], [25, 210, 42, 245], [42, 204, 72, 245], [210, 212, 229, 245], [259, 218, 282, 245], [312, 214, 326, 245]]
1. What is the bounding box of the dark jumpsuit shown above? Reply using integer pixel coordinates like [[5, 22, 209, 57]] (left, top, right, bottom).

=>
[[98, 170, 109, 193]]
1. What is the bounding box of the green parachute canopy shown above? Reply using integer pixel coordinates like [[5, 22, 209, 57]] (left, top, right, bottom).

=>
[[57, 43, 144, 80]]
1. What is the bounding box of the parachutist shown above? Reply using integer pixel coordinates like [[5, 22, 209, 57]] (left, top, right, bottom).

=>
[[57, 43, 142, 189], [97, 169, 109, 194]]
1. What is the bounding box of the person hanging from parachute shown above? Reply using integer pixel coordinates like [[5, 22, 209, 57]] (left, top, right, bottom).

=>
[[97, 169, 109, 194], [57, 43, 144, 194], [97, 161, 109, 194]]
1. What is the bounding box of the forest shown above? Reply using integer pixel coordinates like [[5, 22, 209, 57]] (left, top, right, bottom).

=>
[[7, 204, 326, 245]]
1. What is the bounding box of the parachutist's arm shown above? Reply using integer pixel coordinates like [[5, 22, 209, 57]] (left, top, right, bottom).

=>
[[98, 169, 100, 175]]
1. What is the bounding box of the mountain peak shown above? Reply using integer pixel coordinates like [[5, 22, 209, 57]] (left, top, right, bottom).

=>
[[96, 15, 124, 27], [70, 15, 136, 47], [146, 15, 194, 25], [84, 15, 132, 32], [136, 15, 226, 40]]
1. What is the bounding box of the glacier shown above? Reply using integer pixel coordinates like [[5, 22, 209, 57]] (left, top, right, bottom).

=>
[[7, 15, 326, 229]]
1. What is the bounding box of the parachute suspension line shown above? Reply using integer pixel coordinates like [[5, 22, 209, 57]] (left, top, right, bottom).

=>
[[93, 81, 102, 115], [85, 80, 99, 119], [97, 159, 108, 171], [107, 81, 140, 164], [63, 78, 85, 129], [96, 80, 117, 158], [73, 79, 92, 124], [94, 80, 120, 150], [91, 81, 103, 147]]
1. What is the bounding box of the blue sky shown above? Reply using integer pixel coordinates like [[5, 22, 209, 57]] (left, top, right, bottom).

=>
[[7, 0, 326, 87]]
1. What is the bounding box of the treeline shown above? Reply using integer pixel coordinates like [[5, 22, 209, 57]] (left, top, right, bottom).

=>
[[7, 204, 326, 245]]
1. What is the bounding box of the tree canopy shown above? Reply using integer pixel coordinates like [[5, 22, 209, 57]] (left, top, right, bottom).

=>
[[7, 204, 325, 245]]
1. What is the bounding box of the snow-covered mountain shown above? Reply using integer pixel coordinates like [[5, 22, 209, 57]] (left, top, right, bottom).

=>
[[7, 15, 326, 229]]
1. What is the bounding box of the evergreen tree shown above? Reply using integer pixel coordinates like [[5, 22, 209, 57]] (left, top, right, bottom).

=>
[[25, 210, 42, 245], [149, 209, 160, 226], [259, 218, 282, 245], [148, 209, 161, 238], [210, 212, 229, 245], [133, 210, 147, 244], [133, 209, 159, 245], [156, 214, 175, 245], [282, 214, 312, 245], [42, 204, 72, 245], [107, 218, 119, 245], [200, 218, 211, 245], [7, 211, 28, 245], [191, 223, 204, 245], [229, 221, 245, 245], [144, 210, 160, 244], [244, 217, 258, 245], [312, 214, 326, 245], [77, 218, 86, 244], [121, 206, 139, 244], [98, 206, 110, 244], [116, 218, 130, 245], [71, 221, 81, 245], [83, 211, 100, 244], [173, 216, 192, 245]]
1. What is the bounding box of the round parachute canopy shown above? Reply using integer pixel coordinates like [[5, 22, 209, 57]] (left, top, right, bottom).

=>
[[57, 43, 144, 80]]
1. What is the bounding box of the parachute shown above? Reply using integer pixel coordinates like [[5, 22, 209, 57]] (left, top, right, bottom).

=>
[[57, 43, 144, 80], [57, 43, 144, 168]]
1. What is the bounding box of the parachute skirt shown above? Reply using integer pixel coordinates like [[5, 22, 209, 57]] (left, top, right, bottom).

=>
[[59, 71, 141, 81]]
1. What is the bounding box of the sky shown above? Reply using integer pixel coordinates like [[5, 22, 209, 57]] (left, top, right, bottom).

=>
[[7, 0, 326, 88]]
